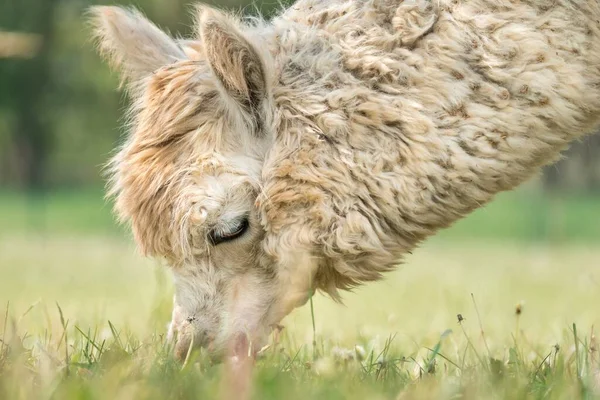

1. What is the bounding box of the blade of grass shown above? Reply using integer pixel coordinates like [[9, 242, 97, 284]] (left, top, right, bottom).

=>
[[471, 293, 491, 358], [56, 302, 69, 377], [424, 347, 461, 370], [458, 315, 486, 370], [309, 289, 317, 361], [75, 326, 103, 354], [1, 301, 8, 355], [573, 323, 581, 379], [282, 345, 305, 372], [409, 357, 425, 378], [181, 334, 195, 371], [425, 330, 452, 374], [532, 348, 554, 384], [18, 300, 39, 322], [108, 320, 123, 349]]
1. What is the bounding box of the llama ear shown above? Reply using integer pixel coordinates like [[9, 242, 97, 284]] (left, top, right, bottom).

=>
[[89, 6, 185, 85], [197, 7, 268, 114], [177, 39, 203, 61]]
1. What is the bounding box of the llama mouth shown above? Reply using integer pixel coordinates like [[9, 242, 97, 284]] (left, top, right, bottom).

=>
[[232, 332, 252, 358]]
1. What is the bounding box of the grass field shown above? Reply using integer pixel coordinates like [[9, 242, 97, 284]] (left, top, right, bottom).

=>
[[0, 186, 599, 399]]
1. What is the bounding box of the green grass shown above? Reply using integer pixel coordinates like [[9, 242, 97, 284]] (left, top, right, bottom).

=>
[[0, 188, 599, 399], [0, 188, 121, 235], [443, 189, 600, 243], [1, 236, 600, 399]]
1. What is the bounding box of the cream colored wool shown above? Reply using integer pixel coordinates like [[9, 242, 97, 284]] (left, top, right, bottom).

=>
[[91, 0, 600, 357]]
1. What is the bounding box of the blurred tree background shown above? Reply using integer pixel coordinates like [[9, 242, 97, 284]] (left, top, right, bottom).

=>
[[0, 0, 289, 192], [0, 0, 598, 193]]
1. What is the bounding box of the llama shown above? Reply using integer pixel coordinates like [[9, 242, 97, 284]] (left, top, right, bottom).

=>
[[91, 0, 600, 360]]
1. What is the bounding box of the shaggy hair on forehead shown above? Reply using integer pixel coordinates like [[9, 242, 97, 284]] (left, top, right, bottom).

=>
[[106, 62, 227, 262], [95, 0, 600, 300]]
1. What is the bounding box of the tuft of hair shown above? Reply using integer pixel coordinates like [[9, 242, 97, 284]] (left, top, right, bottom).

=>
[[88, 6, 184, 90]]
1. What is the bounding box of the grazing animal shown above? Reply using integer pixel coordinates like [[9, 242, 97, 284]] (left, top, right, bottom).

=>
[[90, 0, 600, 360]]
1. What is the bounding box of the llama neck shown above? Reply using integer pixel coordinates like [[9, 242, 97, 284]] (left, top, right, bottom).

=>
[[260, 0, 600, 293]]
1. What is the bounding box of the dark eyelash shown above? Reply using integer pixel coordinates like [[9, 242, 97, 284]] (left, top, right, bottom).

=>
[[209, 217, 250, 246]]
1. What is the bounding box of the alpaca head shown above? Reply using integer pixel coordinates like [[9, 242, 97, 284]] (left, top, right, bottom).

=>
[[91, 5, 289, 359]]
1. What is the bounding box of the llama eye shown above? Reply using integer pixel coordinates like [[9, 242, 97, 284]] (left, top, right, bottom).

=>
[[209, 217, 250, 245]]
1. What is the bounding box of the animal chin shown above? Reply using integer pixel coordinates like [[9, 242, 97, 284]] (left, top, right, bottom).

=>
[[272, 287, 312, 324], [230, 325, 270, 358]]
